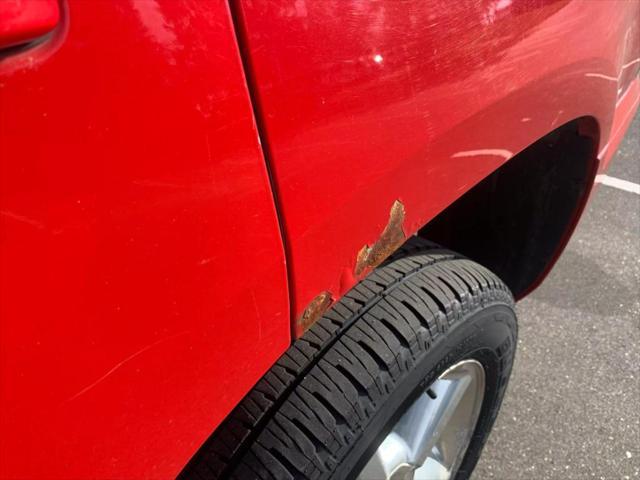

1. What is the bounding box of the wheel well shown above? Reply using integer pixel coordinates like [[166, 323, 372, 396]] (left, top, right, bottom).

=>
[[419, 116, 600, 298]]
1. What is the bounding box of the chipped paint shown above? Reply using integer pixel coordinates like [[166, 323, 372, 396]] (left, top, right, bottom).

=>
[[355, 200, 406, 276], [297, 291, 332, 332]]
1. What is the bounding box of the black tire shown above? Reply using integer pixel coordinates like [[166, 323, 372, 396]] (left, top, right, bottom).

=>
[[181, 238, 517, 480]]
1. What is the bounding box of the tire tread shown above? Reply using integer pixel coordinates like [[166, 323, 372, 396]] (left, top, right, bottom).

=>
[[179, 237, 514, 479]]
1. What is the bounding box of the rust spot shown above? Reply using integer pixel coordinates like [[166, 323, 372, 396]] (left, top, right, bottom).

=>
[[355, 200, 406, 276], [297, 291, 332, 333]]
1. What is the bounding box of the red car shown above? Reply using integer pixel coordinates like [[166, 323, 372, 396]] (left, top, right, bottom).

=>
[[1, 1, 638, 478]]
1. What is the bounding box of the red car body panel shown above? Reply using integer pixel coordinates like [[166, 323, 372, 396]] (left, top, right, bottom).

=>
[[0, 1, 289, 478], [235, 0, 639, 336], [0, 0, 60, 50], [0, 0, 638, 478]]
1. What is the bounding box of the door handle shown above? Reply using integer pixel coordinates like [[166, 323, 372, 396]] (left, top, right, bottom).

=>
[[0, 0, 60, 51]]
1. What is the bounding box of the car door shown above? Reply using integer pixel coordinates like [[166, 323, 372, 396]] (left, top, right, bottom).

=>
[[0, 1, 289, 478]]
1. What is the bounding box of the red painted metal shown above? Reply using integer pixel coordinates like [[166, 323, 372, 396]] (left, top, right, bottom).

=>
[[0, 1, 288, 478], [0, 0, 59, 49], [235, 0, 640, 337], [0, 0, 638, 478]]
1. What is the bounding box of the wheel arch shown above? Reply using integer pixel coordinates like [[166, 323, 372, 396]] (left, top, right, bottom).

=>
[[418, 115, 601, 299]]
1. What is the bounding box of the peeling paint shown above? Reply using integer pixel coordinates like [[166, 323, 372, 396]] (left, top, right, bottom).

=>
[[297, 291, 332, 332], [355, 200, 406, 276]]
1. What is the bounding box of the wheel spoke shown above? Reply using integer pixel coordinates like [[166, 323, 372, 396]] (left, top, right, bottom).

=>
[[357, 432, 412, 480], [358, 360, 485, 480], [400, 373, 473, 467], [412, 375, 472, 465], [413, 458, 450, 480]]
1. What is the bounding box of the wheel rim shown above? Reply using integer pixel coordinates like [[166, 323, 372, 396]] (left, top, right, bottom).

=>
[[357, 359, 486, 480]]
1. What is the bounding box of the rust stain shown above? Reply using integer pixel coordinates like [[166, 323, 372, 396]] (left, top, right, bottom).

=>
[[355, 200, 406, 276], [297, 291, 332, 333]]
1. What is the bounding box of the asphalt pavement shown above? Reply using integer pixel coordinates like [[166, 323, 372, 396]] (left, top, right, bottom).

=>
[[473, 113, 640, 479]]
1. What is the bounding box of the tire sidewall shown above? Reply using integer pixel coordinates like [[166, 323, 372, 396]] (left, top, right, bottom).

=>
[[336, 303, 517, 480]]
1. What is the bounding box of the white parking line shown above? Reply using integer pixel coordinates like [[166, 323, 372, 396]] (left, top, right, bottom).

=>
[[595, 174, 640, 194]]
